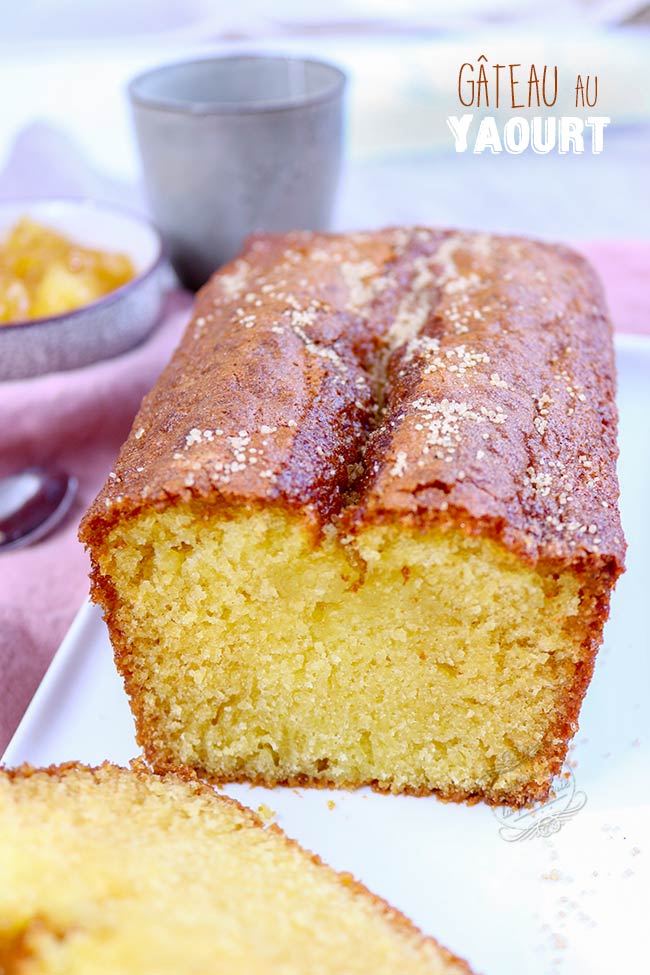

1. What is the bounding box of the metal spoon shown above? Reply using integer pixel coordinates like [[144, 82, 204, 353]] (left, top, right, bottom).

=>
[[0, 467, 78, 552]]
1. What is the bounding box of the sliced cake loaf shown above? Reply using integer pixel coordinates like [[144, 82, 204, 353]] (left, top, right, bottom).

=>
[[80, 228, 625, 805]]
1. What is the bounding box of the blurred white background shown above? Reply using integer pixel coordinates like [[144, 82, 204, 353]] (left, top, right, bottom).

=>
[[0, 1, 648, 238], [3, 0, 650, 40]]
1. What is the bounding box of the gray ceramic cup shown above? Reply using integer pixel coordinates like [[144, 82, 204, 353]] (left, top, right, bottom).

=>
[[128, 55, 346, 291]]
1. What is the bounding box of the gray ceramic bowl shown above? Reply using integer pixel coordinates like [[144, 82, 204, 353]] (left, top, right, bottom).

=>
[[0, 198, 166, 381], [129, 55, 346, 290]]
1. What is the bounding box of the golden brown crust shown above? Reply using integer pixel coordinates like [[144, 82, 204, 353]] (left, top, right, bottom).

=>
[[79, 226, 625, 575], [0, 761, 474, 974], [148, 760, 538, 808]]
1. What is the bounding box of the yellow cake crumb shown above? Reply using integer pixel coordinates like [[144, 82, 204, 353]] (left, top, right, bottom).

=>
[[257, 803, 276, 823], [97, 504, 596, 803]]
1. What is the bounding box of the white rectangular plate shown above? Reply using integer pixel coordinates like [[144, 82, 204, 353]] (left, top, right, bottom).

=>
[[4, 335, 649, 975]]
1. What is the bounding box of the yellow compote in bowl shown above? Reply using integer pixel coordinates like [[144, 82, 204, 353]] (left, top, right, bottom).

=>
[[0, 217, 136, 325], [0, 199, 164, 380]]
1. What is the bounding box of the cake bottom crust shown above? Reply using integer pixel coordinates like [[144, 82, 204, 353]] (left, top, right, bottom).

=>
[[150, 758, 566, 808]]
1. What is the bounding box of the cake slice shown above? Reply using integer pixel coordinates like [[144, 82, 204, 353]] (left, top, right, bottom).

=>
[[0, 762, 470, 974], [80, 228, 625, 806]]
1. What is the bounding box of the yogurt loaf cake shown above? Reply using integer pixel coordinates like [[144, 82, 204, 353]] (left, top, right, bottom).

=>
[[80, 228, 625, 806], [0, 762, 470, 974]]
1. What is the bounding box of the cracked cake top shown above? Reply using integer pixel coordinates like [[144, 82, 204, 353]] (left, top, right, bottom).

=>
[[80, 227, 625, 571]]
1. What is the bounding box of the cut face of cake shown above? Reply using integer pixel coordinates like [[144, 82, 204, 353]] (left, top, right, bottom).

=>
[[0, 762, 471, 974], [80, 228, 625, 806]]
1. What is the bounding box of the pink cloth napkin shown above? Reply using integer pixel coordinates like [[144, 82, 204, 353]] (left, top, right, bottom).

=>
[[0, 290, 192, 750], [0, 241, 648, 753], [578, 240, 650, 337]]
